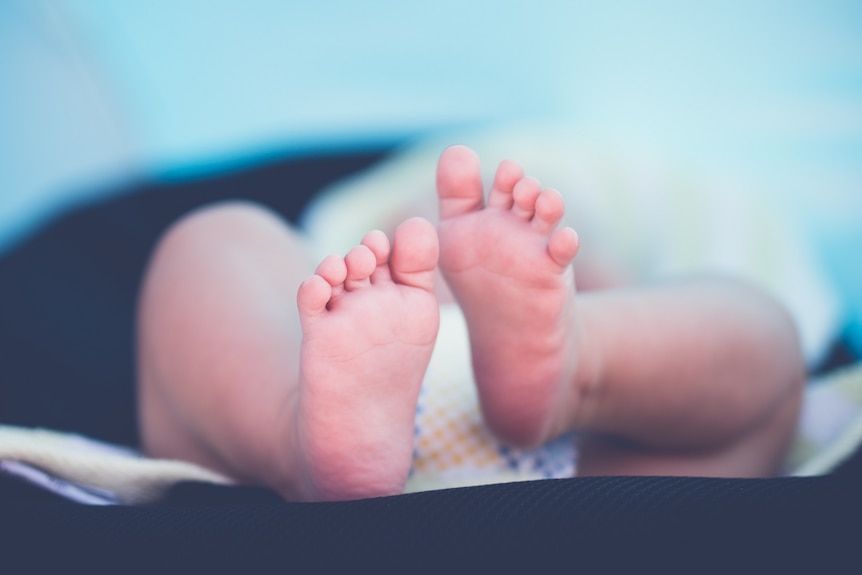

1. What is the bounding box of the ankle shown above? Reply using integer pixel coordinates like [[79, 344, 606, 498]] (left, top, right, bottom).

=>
[[559, 300, 605, 434]]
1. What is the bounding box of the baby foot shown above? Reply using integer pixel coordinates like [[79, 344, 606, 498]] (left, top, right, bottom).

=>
[[293, 217, 439, 501], [436, 145, 581, 448]]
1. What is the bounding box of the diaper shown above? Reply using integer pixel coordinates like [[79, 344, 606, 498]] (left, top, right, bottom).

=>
[[405, 305, 577, 493]]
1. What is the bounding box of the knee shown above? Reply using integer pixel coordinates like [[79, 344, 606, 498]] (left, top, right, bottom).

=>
[[139, 201, 267, 315], [147, 200, 291, 273], [164, 200, 283, 245]]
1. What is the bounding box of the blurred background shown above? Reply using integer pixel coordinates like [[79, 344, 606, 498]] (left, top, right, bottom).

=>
[[2, 0, 861, 351]]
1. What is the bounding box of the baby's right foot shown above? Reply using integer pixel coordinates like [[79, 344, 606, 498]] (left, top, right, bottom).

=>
[[436, 145, 583, 448], [291, 218, 439, 501]]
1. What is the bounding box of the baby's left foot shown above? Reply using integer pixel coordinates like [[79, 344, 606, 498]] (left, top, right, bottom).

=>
[[436, 145, 583, 448], [292, 218, 440, 500]]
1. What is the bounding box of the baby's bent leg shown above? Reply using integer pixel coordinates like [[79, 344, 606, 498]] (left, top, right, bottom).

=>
[[435, 145, 804, 478], [137, 202, 440, 501], [572, 279, 804, 477], [138, 201, 312, 490]]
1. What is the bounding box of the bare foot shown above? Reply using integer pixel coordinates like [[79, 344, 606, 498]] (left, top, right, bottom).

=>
[[436, 145, 581, 448], [292, 217, 439, 501]]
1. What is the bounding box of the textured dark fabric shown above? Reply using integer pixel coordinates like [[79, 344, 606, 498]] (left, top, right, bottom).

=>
[[2, 475, 860, 572], [1, 150, 860, 573]]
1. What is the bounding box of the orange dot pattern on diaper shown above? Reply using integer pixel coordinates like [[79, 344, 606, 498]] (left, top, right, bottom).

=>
[[408, 305, 577, 490], [413, 369, 503, 476]]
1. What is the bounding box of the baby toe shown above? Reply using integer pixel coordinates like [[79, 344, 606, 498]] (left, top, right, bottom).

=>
[[487, 159, 524, 209], [548, 227, 579, 268], [511, 177, 542, 220], [532, 188, 566, 234], [390, 217, 439, 291], [297, 275, 333, 319], [344, 245, 377, 290]]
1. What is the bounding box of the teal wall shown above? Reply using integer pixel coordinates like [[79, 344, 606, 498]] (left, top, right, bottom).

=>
[[2, 0, 861, 347]]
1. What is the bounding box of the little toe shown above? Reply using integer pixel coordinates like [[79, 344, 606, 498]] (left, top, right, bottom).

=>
[[437, 145, 484, 220], [548, 227, 580, 268], [487, 159, 524, 209], [511, 177, 542, 219], [344, 244, 377, 290], [297, 274, 333, 320], [390, 217, 439, 291], [531, 188, 566, 234]]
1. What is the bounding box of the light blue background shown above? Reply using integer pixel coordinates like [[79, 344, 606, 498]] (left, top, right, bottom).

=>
[[2, 0, 861, 348]]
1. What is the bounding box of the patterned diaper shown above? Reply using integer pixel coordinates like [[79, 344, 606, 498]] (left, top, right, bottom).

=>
[[404, 305, 577, 493]]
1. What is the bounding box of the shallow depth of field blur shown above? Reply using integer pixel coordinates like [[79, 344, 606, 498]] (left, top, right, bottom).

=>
[[2, 0, 861, 349]]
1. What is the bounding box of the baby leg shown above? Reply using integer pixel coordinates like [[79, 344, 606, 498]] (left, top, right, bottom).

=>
[[137, 201, 439, 501], [436, 145, 804, 477]]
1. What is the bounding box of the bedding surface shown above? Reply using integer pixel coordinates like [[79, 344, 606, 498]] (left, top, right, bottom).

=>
[[3, 363, 862, 505], [0, 141, 859, 502], [1, 147, 860, 572]]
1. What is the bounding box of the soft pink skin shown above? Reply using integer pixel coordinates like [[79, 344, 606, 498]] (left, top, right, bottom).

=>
[[435, 145, 804, 478], [138, 146, 805, 503], [435, 145, 582, 448], [293, 218, 439, 500], [138, 204, 439, 502]]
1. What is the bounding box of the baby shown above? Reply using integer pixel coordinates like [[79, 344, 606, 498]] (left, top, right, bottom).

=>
[[136, 145, 804, 501]]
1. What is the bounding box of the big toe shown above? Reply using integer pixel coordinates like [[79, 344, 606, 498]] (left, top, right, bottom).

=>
[[437, 145, 484, 220], [390, 217, 439, 291]]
